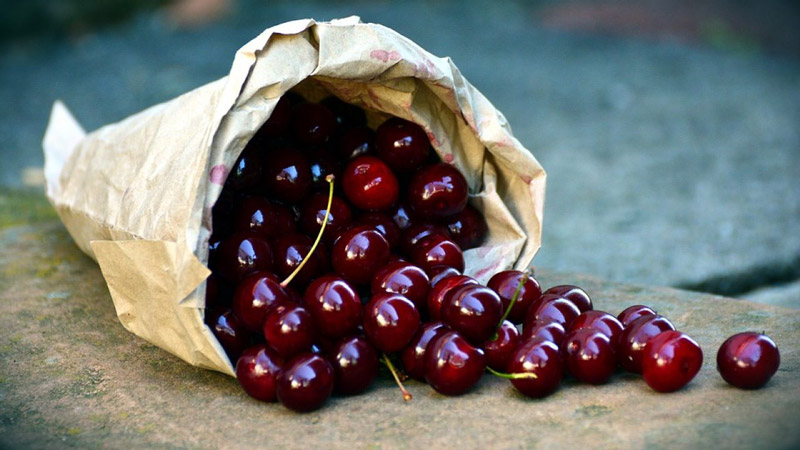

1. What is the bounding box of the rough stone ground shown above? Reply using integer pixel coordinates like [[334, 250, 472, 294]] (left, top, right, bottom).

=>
[[1, 219, 798, 449], [0, 0, 798, 305]]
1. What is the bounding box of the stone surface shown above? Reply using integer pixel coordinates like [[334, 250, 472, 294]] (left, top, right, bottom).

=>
[[745, 280, 800, 309], [0, 0, 798, 300], [1, 217, 798, 448]]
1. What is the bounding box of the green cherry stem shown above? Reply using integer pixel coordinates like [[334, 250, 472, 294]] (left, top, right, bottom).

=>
[[486, 366, 538, 380], [491, 269, 530, 340], [280, 174, 335, 288], [382, 353, 412, 401]]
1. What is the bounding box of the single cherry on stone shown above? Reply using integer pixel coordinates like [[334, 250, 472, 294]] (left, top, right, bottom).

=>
[[488, 270, 542, 324], [407, 162, 469, 219], [568, 310, 624, 349], [342, 155, 399, 211], [522, 318, 567, 346], [506, 338, 563, 399], [441, 284, 503, 345], [543, 285, 593, 313], [642, 330, 703, 392], [717, 332, 780, 390], [424, 330, 486, 396], [617, 314, 675, 374], [262, 303, 315, 359], [276, 353, 334, 412], [362, 292, 421, 353], [331, 225, 391, 285], [205, 308, 249, 361], [617, 304, 657, 328], [524, 296, 581, 331], [426, 274, 478, 321], [327, 335, 379, 396], [561, 328, 616, 385], [236, 345, 284, 403], [400, 321, 449, 381], [375, 117, 430, 172]]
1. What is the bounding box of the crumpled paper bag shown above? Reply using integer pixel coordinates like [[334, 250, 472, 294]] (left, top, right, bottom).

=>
[[42, 17, 546, 376]]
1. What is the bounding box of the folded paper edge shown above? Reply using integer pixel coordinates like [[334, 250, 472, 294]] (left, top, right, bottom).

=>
[[43, 100, 86, 200]]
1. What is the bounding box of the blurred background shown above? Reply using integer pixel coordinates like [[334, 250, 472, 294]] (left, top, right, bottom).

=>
[[1, 0, 798, 306]]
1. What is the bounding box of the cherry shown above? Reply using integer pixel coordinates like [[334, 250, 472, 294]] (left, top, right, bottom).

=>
[[428, 265, 461, 287], [305, 146, 342, 191], [375, 117, 430, 172], [358, 211, 402, 250], [321, 96, 367, 131], [617, 315, 675, 373], [445, 205, 488, 250], [255, 95, 292, 137], [291, 102, 336, 145], [331, 225, 391, 285], [205, 308, 249, 360], [543, 285, 593, 313], [617, 304, 657, 328], [362, 293, 421, 352], [336, 126, 375, 160], [371, 261, 431, 310], [276, 353, 334, 412], [225, 145, 262, 192], [410, 234, 465, 273], [568, 310, 624, 349], [717, 332, 780, 389], [271, 233, 324, 286], [483, 320, 520, 372], [263, 303, 315, 359], [400, 321, 448, 381], [232, 272, 289, 332], [303, 275, 362, 339], [522, 319, 567, 346], [400, 223, 451, 256], [263, 151, 312, 204], [488, 270, 542, 324], [642, 330, 703, 392], [327, 335, 379, 395], [424, 330, 486, 396], [236, 345, 284, 402], [426, 275, 478, 320], [215, 232, 273, 283], [524, 296, 581, 331], [408, 163, 469, 219], [299, 192, 352, 241], [390, 202, 417, 230], [507, 338, 563, 398], [211, 189, 239, 237], [205, 273, 234, 310], [441, 284, 503, 345], [342, 155, 399, 211], [233, 197, 296, 238], [561, 329, 616, 384]]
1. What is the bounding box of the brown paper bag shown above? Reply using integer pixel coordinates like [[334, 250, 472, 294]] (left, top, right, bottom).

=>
[[42, 17, 546, 376]]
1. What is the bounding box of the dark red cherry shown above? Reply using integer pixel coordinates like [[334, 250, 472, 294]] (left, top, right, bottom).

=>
[[263, 151, 312, 204], [216, 232, 273, 283], [617, 304, 657, 328], [234, 197, 296, 238], [263, 303, 315, 359], [225, 145, 262, 192], [205, 273, 234, 310], [375, 117, 430, 172], [327, 335, 379, 395], [424, 330, 486, 396], [271, 233, 324, 286], [342, 156, 399, 211], [543, 285, 593, 313], [299, 192, 352, 241], [426, 275, 478, 320], [401, 223, 451, 255], [256, 95, 292, 137], [483, 320, 521, 372], [487, 270, 542, 324], [524, 296, 581, 331], [400, 321, 448, 381], [617, 315, 675, 373], [303, 275, 362, 339], [321, 96, 367, 131], [211, 189, 239, 237], [522, 319, 567, 346], [561, 329, 616, 385], [331, 225, 391, 285], [206, 308, 249, 360], [445, 205, 488, 250], [276, 353, 334, 412], [568, 310, 624, 349], [305, 146, 342, 191], [410, 234, 465, 273], [292, 102, 336, 145], [236, 345, 284, 402], [428, 265, 461, 287], [441, 284, 503, 345], [407, 163, 468, 219], [642, 330, 703, 392], [232, 272, 290, 332], [336, 126, 375, 160], [717, 332, 780, 389], [371, 261, 431, 310], [390, 202, 417, 230], [362, 293, 421, 353], [507, 338, 563, 398], [358, 212, 402, 250]]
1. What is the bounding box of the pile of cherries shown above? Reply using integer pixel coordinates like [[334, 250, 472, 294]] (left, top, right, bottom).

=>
[[204, 92, 780, 413]]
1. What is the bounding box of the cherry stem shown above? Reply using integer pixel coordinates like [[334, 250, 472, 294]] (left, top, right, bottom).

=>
[[486, 366, 538, 380], [280, 175, 335, 288], [491, 269, 530, 339], [382, 353, 412, 401]]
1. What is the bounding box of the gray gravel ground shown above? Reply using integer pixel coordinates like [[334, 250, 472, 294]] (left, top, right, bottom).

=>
[[1, 0, 798, 304]]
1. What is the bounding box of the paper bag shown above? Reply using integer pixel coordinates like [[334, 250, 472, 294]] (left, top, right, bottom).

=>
[[42, 17, 546, 376]]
